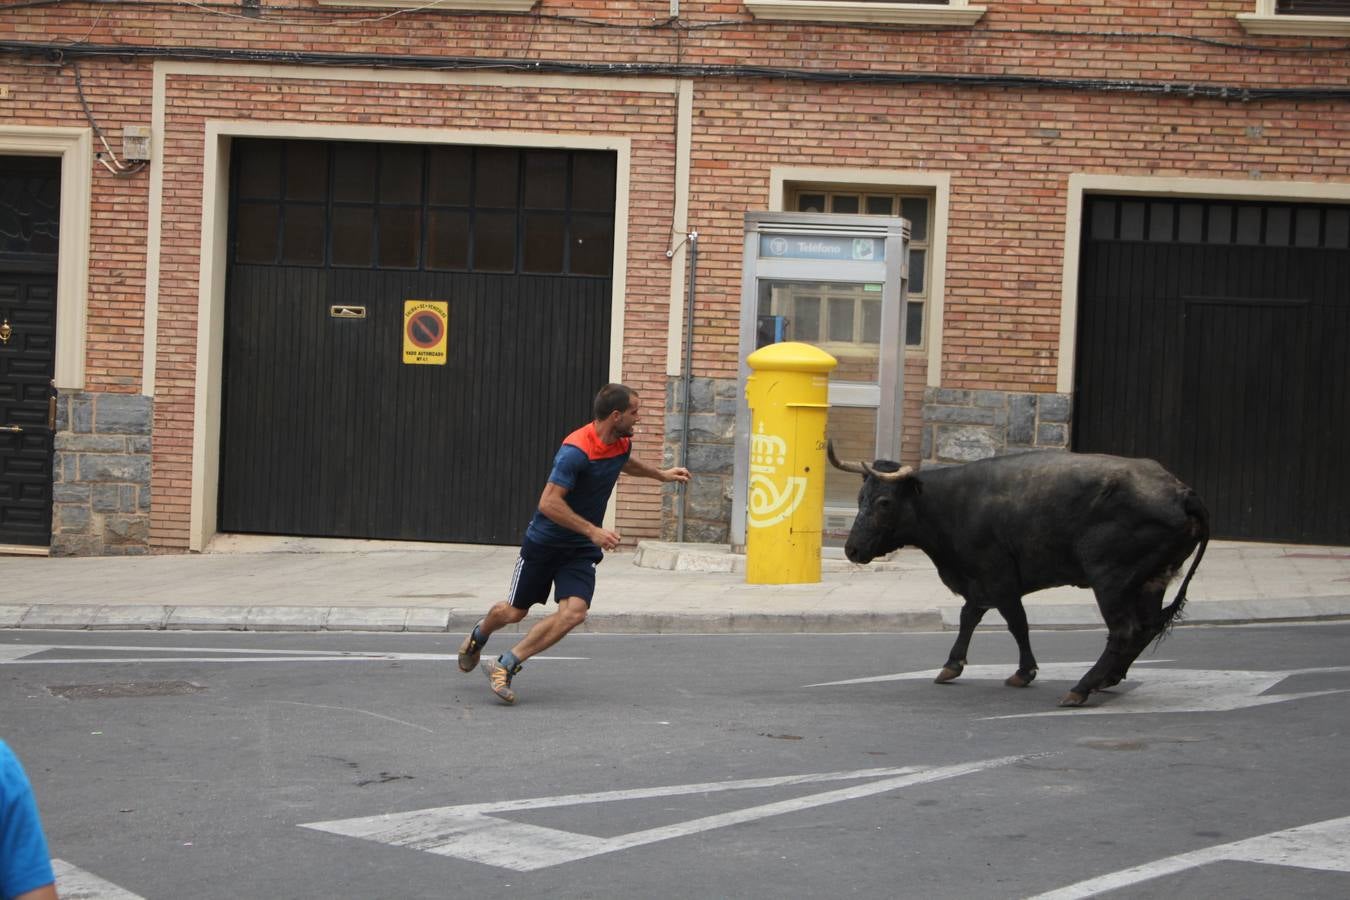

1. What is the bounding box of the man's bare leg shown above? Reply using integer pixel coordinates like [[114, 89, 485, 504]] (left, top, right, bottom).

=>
[[479, 597, 588, 704], [479, 600, 529, 638], [507, 596, 588, 664], [458, 600, 527, 672]]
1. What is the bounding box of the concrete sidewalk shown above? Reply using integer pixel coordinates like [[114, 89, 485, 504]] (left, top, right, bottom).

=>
[[2, 535, 1349, 634]]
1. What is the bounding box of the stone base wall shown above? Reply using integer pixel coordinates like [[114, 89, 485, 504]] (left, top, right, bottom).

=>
[[51, 391, 153, 556], [920, 387, 1072, 464], [661, 375, 738, 544]]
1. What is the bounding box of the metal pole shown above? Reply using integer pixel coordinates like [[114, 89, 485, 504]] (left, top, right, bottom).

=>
[[676, 230, 698, 544]]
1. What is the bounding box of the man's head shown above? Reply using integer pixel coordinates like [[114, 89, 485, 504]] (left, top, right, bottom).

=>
[[594, 383, 640, 438]]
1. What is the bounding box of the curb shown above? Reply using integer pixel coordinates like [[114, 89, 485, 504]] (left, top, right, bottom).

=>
[[3, 605, 946, 634], [4, 601, 1349, 634]]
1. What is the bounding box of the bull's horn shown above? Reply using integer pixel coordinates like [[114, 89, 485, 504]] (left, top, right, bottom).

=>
[[861, 462, 915, 482], [826, 440, 866, 474]]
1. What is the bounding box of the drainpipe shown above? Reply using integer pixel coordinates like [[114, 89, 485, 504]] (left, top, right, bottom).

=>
[[676, 230, 698, 544]]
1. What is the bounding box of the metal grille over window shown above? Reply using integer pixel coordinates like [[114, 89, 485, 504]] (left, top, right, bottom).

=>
[[230, 140, 616, 277], [0, 161, 60, 257]]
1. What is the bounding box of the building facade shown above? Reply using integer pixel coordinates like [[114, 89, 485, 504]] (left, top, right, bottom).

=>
[[1, 1, 1347, 555]]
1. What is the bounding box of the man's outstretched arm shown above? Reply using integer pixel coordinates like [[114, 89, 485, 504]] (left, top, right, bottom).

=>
[[622, 457, 691, 484]]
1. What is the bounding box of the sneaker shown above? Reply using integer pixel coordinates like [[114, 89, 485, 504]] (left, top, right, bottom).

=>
[[457, 622, 485, 673], [481, 658, 518, 705]]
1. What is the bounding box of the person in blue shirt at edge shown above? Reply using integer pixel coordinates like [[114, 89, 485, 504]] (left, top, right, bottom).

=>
[[1, 740, 59, 900], [457, 383, 691, 705]]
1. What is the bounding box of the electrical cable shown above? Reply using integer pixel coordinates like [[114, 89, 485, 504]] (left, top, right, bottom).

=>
[[71, 59, 148, 177], [8, 41, 1348, 102]]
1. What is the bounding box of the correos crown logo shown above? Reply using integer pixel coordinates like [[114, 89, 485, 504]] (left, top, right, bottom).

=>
[[748, 424, 807, 528]]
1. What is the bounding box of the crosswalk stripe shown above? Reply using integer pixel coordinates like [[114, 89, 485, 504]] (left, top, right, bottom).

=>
[[52, 859, 147, 900], [301, 754, 1045, 871]]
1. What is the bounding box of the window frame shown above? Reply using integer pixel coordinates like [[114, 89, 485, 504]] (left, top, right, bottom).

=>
[[1238, 0, 1350, 35], [787, 185, 933, 352], [315, 0, 534, 9], [745, 0, 986, 26]]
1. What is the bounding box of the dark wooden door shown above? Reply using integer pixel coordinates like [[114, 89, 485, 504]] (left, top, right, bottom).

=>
[[1074, 196, 1350, 544], [219, 140, 614, 543], [0, 157, 60, 548]]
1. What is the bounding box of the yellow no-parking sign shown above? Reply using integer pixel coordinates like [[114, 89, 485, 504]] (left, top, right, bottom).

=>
[[402, 300, 448, 365]]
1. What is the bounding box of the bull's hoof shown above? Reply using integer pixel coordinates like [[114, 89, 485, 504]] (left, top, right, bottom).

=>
[[1005, 668, 1037, 688], [935, 663, 964, 684], [1058, 691, 1088, 707]]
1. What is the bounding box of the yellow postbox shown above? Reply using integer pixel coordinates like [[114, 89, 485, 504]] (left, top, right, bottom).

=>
[[744, 341, 838, 584]]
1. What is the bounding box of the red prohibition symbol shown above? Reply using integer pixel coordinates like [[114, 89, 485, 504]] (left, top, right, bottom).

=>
[[406, 310, 444, 349]]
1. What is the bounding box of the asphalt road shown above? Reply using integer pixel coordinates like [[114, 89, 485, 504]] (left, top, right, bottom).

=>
[[3, 624, 1349, 899]]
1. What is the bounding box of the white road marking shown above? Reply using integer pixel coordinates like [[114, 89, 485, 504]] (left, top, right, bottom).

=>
[[267, 699, 437, 734], [52, 858, 147, 899], [808, 662, 1350, 717], [12, 643, 422, 656], [807, 660, 1157, 688], [300, 754, 1045, 871], [0, 645, 585, 665], [6, 656, 454, 665], [1027, 814, 1350, 899]]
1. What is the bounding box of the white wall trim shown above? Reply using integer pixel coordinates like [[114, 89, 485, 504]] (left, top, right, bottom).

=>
[[746, 1, 985, 26], [143, 71, 167, 395], [768, 165, 951, 388], [317, 0, 534, 8], [1058, 173, 1350, 393], [151, 61, 677, 96], [1238, 15, 1350, 36], [189, 126, 231, 552], [666, 80, 695, 376], [162, 61, 648, 550], [0, 126, 91, 391]]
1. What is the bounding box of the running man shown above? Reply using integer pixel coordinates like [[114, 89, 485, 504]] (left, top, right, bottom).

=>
[[457, 383, 690, 704]]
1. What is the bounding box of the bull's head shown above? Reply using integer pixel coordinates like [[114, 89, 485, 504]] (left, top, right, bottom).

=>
[[827, 440, 917, 564]]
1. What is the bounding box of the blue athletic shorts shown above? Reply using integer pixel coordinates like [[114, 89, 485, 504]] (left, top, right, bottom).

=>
[[507, 536, 604, 609]]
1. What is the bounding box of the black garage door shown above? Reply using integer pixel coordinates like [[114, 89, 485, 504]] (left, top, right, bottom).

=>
[[1074, 195, 1350, 545], [0, 157, 59, 548], [219, 139, 615, 544]]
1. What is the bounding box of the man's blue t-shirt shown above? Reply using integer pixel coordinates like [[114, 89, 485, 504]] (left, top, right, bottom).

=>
[[525, 423, 631, 547], [0, 740, 55, 900]]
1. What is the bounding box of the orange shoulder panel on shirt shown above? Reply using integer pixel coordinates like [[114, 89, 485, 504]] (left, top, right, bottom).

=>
[[562, 423, 631, 460]]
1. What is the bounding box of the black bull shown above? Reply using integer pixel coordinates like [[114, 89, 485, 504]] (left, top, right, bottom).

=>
[[828, 444, 1209, 706]]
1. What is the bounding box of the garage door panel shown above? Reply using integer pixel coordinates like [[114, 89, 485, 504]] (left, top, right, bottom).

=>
[[220, 138, 614, 543], [1182, 299, 1309, 540], [1075, 196, 1349, 545], [221, 268, 608, 543]]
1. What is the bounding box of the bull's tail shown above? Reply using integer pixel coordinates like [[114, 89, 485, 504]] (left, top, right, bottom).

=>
[[1157, 491, 1210, 637]]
